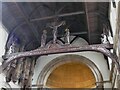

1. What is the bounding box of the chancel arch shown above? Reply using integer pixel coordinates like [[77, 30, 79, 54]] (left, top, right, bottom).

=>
[[37, 54, 103, 88]]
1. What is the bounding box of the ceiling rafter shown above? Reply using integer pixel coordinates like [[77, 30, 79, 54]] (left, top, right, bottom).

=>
[[14, 2, 41, 44], [29, 2, 54, 19], [84, 2, 91, 44], [30, 11, 85, 22]]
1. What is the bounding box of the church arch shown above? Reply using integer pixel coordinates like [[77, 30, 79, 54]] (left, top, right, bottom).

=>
[[37, 54, 103, 88]]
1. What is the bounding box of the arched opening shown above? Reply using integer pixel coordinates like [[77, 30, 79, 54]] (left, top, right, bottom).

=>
[[37, 54, 103, 88], [46, 62, 96, 88]]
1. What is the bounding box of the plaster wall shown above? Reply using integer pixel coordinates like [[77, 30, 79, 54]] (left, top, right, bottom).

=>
[[109, 1, 120, 88], [0, 24, 8, 64]]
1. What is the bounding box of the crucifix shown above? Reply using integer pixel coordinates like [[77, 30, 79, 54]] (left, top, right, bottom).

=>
[[49, 19, 65, 44]]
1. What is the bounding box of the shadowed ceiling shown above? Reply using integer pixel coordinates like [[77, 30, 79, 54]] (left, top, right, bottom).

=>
[[2, 2, 109, 50]]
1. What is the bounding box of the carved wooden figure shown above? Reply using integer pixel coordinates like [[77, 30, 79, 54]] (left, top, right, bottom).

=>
[[11, 58, 24, 83], [101, 24, 110, 44], [41, 30, 47, 47], [26, 58, 36, 88], [65, 28, 70, 44], [5, 41, 19, 82]]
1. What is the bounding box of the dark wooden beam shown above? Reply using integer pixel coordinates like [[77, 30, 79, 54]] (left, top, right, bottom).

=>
[[84, 2, 91, 44], [30, 11, 85, 22], [1, 43, 120, 74]]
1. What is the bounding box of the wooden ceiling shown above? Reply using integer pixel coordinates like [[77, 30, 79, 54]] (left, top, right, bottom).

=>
[[2, 2, 109, 50]]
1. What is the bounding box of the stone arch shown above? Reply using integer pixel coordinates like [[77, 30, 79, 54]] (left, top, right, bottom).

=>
[[37, 54, 103, 88]]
